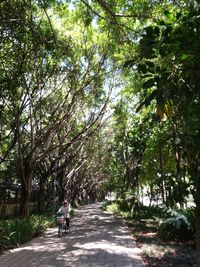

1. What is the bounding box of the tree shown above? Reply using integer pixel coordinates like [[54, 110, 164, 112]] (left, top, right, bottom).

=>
[[0, 0, 112, 216], [129, 5, 200, 265]]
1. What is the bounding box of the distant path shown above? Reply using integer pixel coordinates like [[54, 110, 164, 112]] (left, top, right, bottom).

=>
[[0, 203, 144, 267]]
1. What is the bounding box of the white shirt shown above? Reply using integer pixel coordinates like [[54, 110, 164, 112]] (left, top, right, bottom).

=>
[[59, 204, 70, 218]]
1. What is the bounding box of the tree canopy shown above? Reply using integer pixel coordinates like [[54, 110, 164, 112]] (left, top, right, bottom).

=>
[[1, 0, 200, 265]]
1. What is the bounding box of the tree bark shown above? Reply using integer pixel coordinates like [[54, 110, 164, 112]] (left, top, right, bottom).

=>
[[195, 202, 200, 267], [37, 176, 47, 214], [20, 165, 33, 217], [194, 172, 200, 267], [159, 145, 165, 204]]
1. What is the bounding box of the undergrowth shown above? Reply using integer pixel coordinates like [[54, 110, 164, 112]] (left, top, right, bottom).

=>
[[0, 214, 54, 252], [103, 200, 196, 266]]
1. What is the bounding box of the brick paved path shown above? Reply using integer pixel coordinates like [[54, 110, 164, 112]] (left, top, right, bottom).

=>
[[0, 203, 144, 267]]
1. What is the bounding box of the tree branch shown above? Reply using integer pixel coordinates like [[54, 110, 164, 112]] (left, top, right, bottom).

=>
[[96, 0, 137, 18]]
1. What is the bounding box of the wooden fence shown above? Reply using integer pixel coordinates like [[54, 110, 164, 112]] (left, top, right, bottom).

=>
[[0, 202, 35, 217]]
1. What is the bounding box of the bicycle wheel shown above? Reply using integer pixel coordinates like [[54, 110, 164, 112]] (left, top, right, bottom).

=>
[[58, 224, 63, 237]]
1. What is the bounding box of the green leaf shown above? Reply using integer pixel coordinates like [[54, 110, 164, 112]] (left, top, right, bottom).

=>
[[180, 54, 189, 60], [123, 59, 135, 68], [136, 89, 157, 112], [138, 64, 147, 73], [143, 78, 155, 89]]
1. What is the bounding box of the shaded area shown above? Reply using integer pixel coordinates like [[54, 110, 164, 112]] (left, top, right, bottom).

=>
[[0, 203, 144, 267], [127, 218, 196, 267]]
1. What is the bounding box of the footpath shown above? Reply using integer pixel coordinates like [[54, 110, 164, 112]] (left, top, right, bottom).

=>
[[0, 203, 144, 267]]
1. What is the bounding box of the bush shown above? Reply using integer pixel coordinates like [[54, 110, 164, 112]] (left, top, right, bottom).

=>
[[158, 211, 194, 241], [0, 214, 53, 252], [106, 202, 121, 214], [131, 205, 162, 219], [180, 208, 195, 230]]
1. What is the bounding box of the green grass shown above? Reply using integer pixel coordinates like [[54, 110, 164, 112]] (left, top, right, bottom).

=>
[[102, 201, 132, 217]]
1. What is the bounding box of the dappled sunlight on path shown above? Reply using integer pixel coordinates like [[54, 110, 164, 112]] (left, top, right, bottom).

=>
[[0, 203, 144, 267]]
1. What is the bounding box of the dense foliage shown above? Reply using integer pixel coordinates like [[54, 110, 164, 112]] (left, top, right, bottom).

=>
[[1, 0, 200, 265], [0, 214, 53, 251]]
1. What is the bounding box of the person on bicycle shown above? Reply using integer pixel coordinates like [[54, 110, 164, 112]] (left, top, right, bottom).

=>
[[58, 200, 71, 229]]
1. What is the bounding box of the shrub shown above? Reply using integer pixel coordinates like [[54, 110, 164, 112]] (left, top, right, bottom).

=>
[[0, 214, 53, 252], [131, 205, 162, 219], [106, 202, 121, 214], [158, 211, 194, 241]]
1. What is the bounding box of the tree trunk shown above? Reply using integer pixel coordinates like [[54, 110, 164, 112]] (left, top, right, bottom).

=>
[[37, 177, 47, 214], [194, 173, 200, 267], [20, 166, 33, 217], [159, 145, 165, 204], [195, 202, 200, 267], [57, 170, 64, 203], [149, 184, 154, 207]]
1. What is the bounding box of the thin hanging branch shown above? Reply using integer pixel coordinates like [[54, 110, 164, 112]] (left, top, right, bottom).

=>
[[96, 0, 137, 18]]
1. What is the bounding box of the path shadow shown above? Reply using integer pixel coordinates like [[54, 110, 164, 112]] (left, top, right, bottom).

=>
[[0, 203, 144, 267]]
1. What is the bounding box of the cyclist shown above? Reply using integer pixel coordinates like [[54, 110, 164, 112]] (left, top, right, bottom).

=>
[[58, 200, 71, 229]]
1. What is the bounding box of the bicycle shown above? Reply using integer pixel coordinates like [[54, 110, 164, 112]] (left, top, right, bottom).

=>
[[56, 214, 67, 237]]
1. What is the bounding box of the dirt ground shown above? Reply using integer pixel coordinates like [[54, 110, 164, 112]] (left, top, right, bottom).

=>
[[127, 218, 196, 267]]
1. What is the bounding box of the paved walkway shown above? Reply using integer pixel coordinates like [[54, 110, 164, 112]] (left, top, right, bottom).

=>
[[0, 203, 144, 267]]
